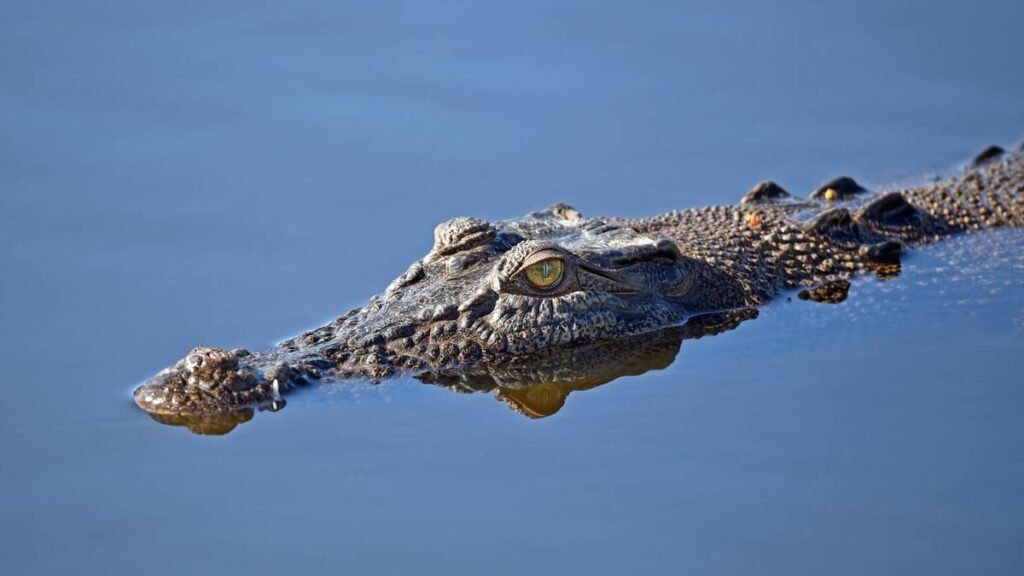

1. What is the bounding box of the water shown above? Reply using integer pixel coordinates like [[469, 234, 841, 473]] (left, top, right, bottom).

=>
[[2, 1, 1024, 574]]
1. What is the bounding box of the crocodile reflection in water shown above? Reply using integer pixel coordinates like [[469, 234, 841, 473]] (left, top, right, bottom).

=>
[[420, 308, 758, 419], [146, 408, 260, 436], [134, 145, 1022, 433], [145, 309, 759, 435]]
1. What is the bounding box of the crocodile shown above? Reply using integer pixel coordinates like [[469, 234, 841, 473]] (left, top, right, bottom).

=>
[[134, 145, 1024, 430]]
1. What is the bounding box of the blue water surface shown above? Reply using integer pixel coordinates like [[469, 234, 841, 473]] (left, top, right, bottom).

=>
[[2, 1, 1024, 574]]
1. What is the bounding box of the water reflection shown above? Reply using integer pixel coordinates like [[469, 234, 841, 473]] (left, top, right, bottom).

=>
[[147, 409, 254, 436], [420, 308, 759, 418], [143, 309, 758, 435], [145, 400, 286, 435]]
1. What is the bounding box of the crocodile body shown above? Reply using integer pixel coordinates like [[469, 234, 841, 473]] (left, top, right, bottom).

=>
[[134, 146, 1024, 427]]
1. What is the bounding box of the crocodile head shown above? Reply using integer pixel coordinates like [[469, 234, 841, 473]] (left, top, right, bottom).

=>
[[309, 204, 698, 376], [134, 204, 701, 419]]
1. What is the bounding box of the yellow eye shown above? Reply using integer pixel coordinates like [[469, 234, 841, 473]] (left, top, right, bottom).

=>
[[523, 258, 564, 289]]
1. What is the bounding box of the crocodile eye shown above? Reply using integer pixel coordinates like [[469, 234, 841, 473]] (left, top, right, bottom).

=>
[[523, 257, 564, 289]]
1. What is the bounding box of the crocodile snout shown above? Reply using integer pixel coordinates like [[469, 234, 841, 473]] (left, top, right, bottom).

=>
[[133, 346, 271, 415]]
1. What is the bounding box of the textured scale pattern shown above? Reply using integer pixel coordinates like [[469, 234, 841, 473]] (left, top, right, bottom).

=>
[[134, 147, 1024, 419]]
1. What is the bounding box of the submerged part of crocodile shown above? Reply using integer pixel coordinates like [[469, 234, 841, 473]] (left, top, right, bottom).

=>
[[134, 146, 1024, 428]]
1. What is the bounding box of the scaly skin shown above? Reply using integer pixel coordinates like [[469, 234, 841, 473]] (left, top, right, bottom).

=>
[[134, 145, 1024, 424]]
